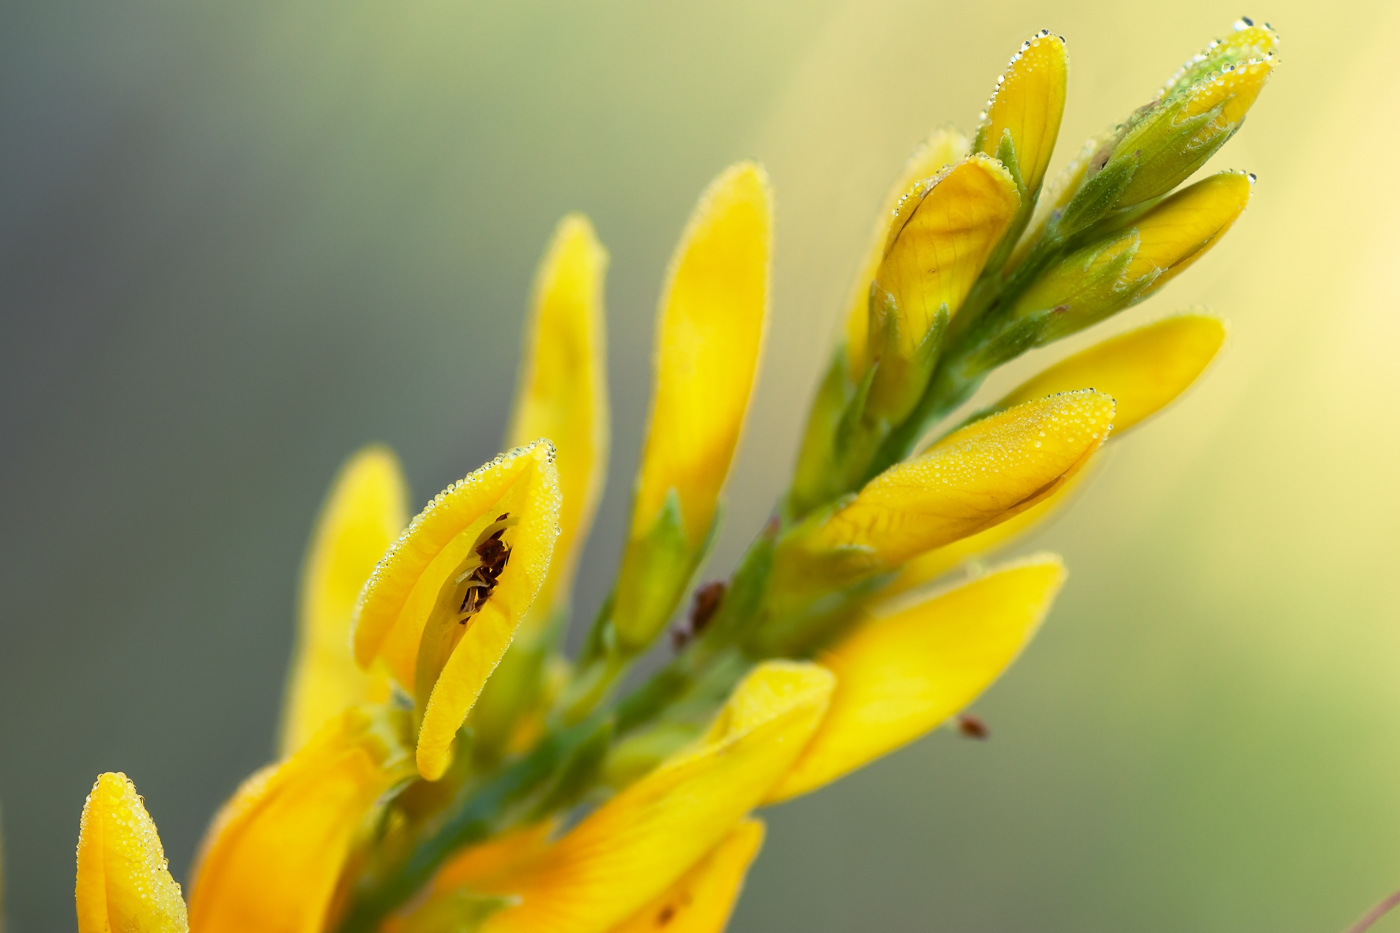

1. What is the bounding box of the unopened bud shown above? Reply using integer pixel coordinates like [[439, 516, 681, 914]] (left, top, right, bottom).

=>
[[1011, 171, 1251, 343]]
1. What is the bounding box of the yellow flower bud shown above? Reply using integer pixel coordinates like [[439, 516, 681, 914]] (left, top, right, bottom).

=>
[[974, 30, 1068, 199], [612, 162, 771, 652], [1013, 171, 1250, 343], [76, 774, 188, 933], [864, 155, 1020, 422]]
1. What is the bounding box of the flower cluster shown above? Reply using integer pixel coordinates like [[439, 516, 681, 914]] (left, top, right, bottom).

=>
[[69, 19, 1276, 933]]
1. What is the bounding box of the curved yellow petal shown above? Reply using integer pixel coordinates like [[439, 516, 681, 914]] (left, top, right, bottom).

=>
[[506, 214, 609, 620], [974, 31, 1067, 198], [888, 313, 1225, 591], [350, 441, 560, 779], [888, 465, 1092, 592], [480, 662, 833, 933], [187, 706, 413, 933], [768, 557, 1065, 802], [873, 155, 1020, 359], [606, 819, 765, 933], [996, 313, 1226, 433], [76, 773, 188, 933], [794, 390, 1114, 573], [1130, 173, 1251, 293], [629, 161, 771, 548], [280, 447, 407, 757], [844, 128, 970, 378]]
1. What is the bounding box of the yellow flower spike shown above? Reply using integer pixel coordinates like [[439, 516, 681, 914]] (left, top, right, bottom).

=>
[[843, 128, 970, 379], [1014, 171, 1250, 344], [612, 162, 771, 651], [505, 213, 609, 621], [187, 706, 414, 933], [351, 440, 560, 779], [974, 31, 1068, 199], [480, 662, 834, 933], [873, 154, 1020, 360], [784, 390, 1113, 582], [76, 773, 188, 933], [280, 446, 407, 757], [767, 557, 1064, 802], [889, 313, 1225, 593], [606, 818, 765, 933]]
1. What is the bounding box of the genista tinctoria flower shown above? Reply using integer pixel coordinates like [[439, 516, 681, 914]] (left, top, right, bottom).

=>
[[63, 20, 1275, 933]]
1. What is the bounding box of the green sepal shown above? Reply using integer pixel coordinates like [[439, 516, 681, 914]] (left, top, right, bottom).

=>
[[1109, 101, 1235, 207], [612, 488, 701, 653], [787, 346, 856, 521], [1057, 149, 1138, 237], [865, 290, 948, 426], [703, 517, 777, 643]]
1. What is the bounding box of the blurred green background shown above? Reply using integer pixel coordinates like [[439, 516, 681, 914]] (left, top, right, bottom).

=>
[[2, 0, 1397, 930]]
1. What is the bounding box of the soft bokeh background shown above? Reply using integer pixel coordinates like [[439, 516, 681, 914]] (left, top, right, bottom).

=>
[[2, 1, 1398, 929]]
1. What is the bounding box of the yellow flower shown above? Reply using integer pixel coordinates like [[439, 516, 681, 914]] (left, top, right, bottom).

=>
[[892, 313, 1226, 591], [777, 389, 1112, 591], [471, 214, 610, 759], [769, 556, 1065, 801], [610, 163, 772, 654], [352, 441, 561, 780], [503, 215, 610, 624], [76, 773, 188, 933], [187, 707, 414, 932], [974, 31, 1068, 202], [280, 446, 408, 756], [841, 128, 970, 380], [75, 707, 413, 933]]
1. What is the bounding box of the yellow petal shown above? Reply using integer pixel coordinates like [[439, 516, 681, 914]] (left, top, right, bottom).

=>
[[629, 162, 771, 548], [431, 821, 557, 893], [844, 128, 970, 378], [995, 313, 1226, 433], [768, 557, 1065, 802], [889, 313, 1225, 591], [186, 706, 413, 933], [974, 32, 1068, 197], [351, 441, 560, 779], [280, 447, 407, 757], [605, 819, 765, 933], [506, 214, 609, 621], [795, 390, 1114, 572], [888, 465, 1092, 592], [76, 773, 188, 933], [873, 155, 1020, 359], [1125, 172, 1251, 292], [480, 662, 833, 933]]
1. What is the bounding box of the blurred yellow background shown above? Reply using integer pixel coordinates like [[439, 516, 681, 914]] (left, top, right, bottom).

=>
[[1, 0, 1396, 929]]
